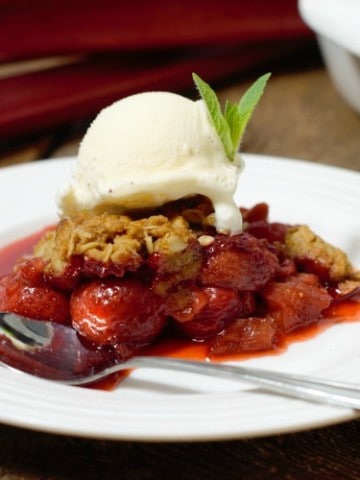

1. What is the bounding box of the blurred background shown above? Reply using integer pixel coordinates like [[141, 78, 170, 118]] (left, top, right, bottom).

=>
[[0, 0, 359, 170]]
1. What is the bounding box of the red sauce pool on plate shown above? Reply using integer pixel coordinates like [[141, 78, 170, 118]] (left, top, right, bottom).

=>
[[0, 227, 51, 277]]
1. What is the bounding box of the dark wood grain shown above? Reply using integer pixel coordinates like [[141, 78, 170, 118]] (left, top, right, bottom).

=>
[[1, 419, 360, 479]]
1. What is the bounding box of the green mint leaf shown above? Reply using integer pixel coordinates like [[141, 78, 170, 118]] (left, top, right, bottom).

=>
[[192, 73, 233, 160], [192, 72, 271, 161], [236, 73, 271, 147], [224, 100, 242, 156]]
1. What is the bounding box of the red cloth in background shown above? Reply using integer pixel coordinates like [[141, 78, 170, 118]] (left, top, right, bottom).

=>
[[0, 0, 312, 138], [0, 0, 309, 60]]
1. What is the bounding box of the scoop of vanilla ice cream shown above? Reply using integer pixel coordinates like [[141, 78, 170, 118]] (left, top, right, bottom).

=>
[[58, 91, 244, 233]]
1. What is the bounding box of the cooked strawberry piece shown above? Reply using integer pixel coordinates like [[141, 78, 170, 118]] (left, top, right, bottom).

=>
[[45, 255, 83, 291], [70, 278, 166, 347], [16, 256, 47, 286], [241, 203, 290, 243], [210, 316, 279, 355], [261, 273, 332, 333], [171, 287, 255, 340], [0, 258, 70, 324], [201, 233, 279, 291], [241, 203, 269, 223], [167, 287, 209, 323], [245, 221, 290, 244], [83, 256, 139, 279], [291, 257, 332, 282], [276, 258, 297, 280]]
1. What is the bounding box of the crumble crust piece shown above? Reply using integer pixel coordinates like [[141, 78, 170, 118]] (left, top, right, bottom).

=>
[[283, 225, 353, 281], [34, 212, 200, 279]]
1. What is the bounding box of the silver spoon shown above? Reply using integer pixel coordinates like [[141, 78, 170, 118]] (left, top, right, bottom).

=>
[[1, 311, 360, 409]]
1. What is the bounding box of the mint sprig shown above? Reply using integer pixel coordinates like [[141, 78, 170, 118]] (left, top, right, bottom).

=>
[[192, 72, 271, 161]]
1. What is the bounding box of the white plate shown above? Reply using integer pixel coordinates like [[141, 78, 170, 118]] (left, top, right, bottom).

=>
[[0, 154, 359, 441]]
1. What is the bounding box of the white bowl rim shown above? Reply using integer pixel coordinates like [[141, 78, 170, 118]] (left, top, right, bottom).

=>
[[298, 0, 360, 55]]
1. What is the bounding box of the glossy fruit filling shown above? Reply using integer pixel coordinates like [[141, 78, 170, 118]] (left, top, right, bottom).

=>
[[0, 202, 359, 384]]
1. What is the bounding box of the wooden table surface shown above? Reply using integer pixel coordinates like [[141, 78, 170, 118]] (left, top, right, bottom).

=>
[[0, 55, 360, 479]]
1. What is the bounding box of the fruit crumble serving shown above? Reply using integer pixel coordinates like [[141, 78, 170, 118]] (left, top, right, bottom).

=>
[[0, 74, 359, 370]]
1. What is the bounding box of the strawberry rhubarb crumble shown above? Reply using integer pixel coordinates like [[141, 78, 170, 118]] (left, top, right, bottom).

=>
[[0, 74, 359, 370]]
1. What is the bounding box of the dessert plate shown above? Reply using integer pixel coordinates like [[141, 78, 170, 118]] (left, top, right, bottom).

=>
[[0, 154, 359, 441]]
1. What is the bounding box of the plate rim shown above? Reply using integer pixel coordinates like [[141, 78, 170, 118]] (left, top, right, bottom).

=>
[[0, 153, 359, 441]]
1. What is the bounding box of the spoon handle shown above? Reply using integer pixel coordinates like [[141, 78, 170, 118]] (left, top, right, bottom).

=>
[[74, 356, 360, 409]]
